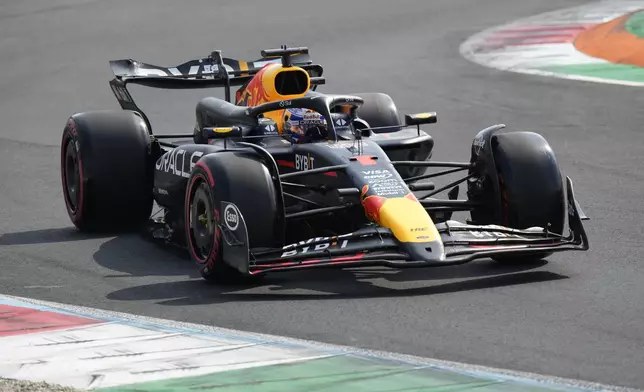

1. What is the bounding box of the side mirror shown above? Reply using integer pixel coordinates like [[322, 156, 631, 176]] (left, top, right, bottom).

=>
[[193, 126, 243, 144], [202, 126, 243, 139], [404, 112, 437, 126], [351, 118, 372, 137]]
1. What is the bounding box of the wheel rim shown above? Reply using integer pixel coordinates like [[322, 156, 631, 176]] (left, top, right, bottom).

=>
[[189, 181, 215, 261], [63, 139, 80, 213]]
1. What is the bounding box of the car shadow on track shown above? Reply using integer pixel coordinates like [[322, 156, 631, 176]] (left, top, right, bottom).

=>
[[108, 269, 568, 306], [0, 229, 569, 304], [92, 234, 201, 279], [0, 227, 199, 279], [0, 227, 108, 245], [94, 235, 568, 306]]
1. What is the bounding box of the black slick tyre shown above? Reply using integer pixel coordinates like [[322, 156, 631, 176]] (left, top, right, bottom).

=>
[[184, 151, 279, 283], [353, 92, 402, 134], [352, 92, 427, 179], [60, 110, 154, 232], [491, 131, 565, 263]]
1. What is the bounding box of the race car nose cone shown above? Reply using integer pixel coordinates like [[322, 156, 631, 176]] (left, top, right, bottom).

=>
[[377, 197, 441, 243], [372, 196, 447, 262], [402, 241, 446, 263]]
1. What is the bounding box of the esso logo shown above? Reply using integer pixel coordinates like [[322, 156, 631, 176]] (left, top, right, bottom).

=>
[[224, 204, 239, 231]]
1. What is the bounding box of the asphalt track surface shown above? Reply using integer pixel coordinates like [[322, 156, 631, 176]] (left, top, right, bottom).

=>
[[1, 0, 643, 389]]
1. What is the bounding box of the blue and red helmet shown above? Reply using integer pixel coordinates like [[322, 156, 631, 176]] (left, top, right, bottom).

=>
[[283, 108, 327, 143]]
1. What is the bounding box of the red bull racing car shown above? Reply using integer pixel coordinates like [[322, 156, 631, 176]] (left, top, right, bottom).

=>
[[60, 46, 589, 282]]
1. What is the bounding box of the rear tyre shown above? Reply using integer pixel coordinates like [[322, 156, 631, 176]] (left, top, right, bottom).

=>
[[60, 110, 154, 232], [352, 92, 427, 179], [353, 92, 402, 134], [487, 131, 565, 263], [184, 151, 280, 283]]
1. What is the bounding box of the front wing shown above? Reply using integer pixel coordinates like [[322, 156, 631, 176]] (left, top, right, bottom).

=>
[[220, 176, 589, 275]]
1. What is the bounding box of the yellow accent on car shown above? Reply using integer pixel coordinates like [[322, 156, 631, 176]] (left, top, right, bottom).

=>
[[236, 63, 312, 133], [213, 127, 233, 133], [239, 60, 249, 76], [377, 197, 440, 243]]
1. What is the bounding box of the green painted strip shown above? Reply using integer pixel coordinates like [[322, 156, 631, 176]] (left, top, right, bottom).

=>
[[625, 10, 644, 38], [540, 63, 644, 82], [98, 355, 576, 392]]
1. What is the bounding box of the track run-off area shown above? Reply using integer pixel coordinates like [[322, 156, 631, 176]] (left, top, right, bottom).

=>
[[1, 0, 644, 390], [460, 0, 644, 86]]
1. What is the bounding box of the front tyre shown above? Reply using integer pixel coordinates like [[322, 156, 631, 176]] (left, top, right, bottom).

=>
[[476, 131, 565, 263], [494, 132, 565, 235], [184, 152, 280, 283], [60, 110, 154, 232]]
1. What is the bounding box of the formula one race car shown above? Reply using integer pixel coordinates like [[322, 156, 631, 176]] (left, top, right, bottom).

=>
[[60, 46, 589, 282]]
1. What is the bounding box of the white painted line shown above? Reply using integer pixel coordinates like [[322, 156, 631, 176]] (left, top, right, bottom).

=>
[[495, 67, 644, 87], [465, 43, 606, 69], [0, 297, 334, 389], [0, 294, 640, 392]]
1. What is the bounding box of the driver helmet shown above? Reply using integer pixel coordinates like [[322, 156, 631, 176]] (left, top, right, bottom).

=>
[[283, 108, 327, 143]]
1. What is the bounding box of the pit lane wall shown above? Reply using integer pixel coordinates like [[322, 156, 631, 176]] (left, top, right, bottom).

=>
[[460, 0, 644, 86], [0, 295, 632, 391]]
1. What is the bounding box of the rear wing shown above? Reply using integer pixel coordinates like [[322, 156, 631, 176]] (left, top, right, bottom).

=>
[[108, 46, 325, 132]]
